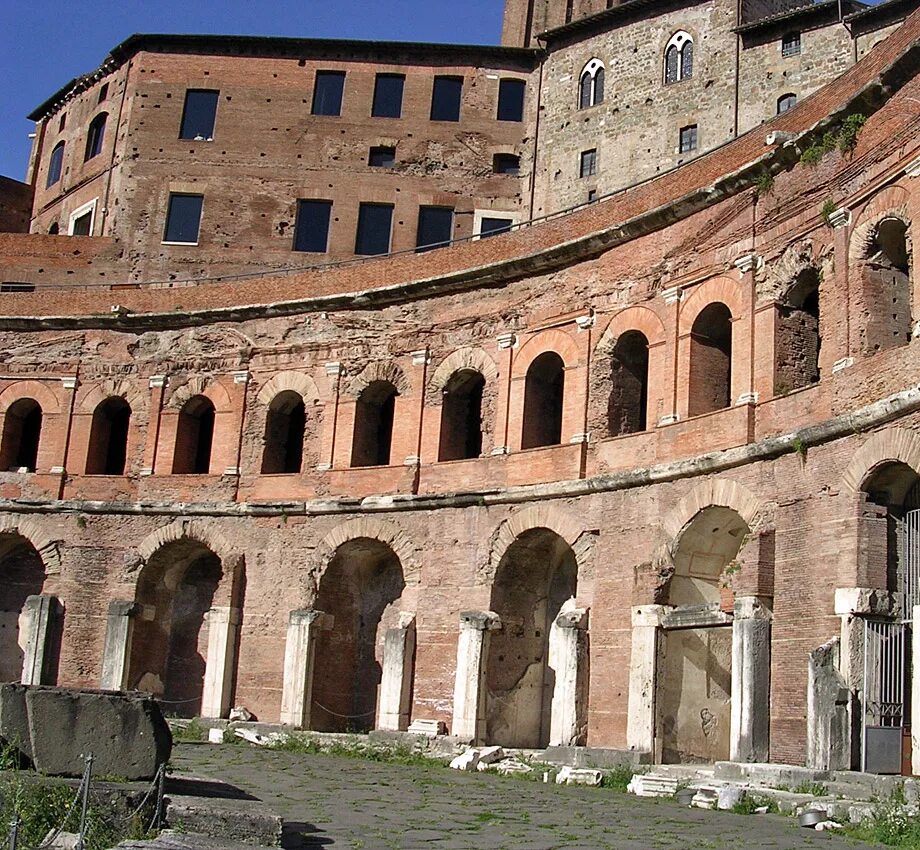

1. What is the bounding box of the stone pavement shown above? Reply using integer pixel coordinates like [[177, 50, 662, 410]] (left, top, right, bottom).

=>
[[170, 743, 885, 850]]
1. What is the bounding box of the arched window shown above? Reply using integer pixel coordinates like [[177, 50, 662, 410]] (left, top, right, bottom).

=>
[[607, 331, 649, 435], [172, 395, 215, 474], [48, 222, 59, 235], [578, 59, 605, 109], [261, 391, 306, 474], [862, 216, 913, 353], [86, 397, 131, 475], [777, 93, 797, 114], [664, 31, 693, 84], [775, 268, 820, 393], [351, 381, 398, 467], [438, 369, 485, 461], [688, 303, 732, 416], [84, 113, 108, 161], [0, 399, 42, 472], [522, 352, 565, 449], [46, 142, 64, 189]]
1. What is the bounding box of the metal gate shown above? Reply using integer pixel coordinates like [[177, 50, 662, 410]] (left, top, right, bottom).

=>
[[862, 618, 908, 773]]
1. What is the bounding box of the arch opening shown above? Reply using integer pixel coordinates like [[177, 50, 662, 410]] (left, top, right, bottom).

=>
[[486, 528, 578, 749], [0, 399, 42, 472], [128, 539, 223, 717], [688, 303, 732, 416], [351, 381, 397, 467], [312, 538, 407, 732], [862, 217, 913, 354], [607, 330, 649, 435], [438, 369, 485, 461], [86, 397, 131, 475], [775, 268, 821, 393], [522, 352, 565, 449], [261, 391, 306, 474], [173, 395, 215, 474]]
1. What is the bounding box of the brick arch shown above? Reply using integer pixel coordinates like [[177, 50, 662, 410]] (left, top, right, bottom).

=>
[[0, 517, 62, 575], [0, 381, 62, 415], [849, 183, 912, 263], [77, 378, 146, 414], [166, 377, 233, 412], [256, 371, 320, 406], [513, 328, 581, 378], [483, 504, 597, 583], [427, 347, 499, 404], [841, 427, 920, 493], [595, 306, 666, 354], [310, 517, 420, 590], [138, 518, 239, 565], [349, 361, 410, 397], [661, 477, 764, 544], [679, 277, 744, 336]]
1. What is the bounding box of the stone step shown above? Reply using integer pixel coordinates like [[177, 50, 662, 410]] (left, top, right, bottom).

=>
[[118, 831, 278, 850]]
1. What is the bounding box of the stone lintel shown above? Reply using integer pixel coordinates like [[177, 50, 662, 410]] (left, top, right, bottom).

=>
[[108, 600, 141, 619], [459, 610, 501, 631], [834, 587, 899, 618], [661, 603, 732, 630], [631, 604, 669, 628]]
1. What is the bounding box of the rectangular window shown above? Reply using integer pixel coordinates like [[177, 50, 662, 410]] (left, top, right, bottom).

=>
[[98, 83, 109, 103], [579, 148, 597, 178], [312, 71, 346, 116], [372, 74, 405, 118], [416, 206, 454, 252], [497, 79, 526, 122], [71, 211, 92, 236], [479, 217, 513, 238], [493, 153, 521, 175], [679, 124, 698, 154], [292, 200, 332, 253], [781, 32, 801, 57], [163, 193, 203, 244], [368, 146, 396, 168], [355, 203, 393, 255], [0, 283, 35, 293], [430, 76, 463, 122], [179, 90, 219, 140]]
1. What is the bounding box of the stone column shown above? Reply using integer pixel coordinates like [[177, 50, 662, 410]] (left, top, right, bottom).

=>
[[548, 606, 589, 747], [377, 613, 416, 731], [912, 605, 920, 777], [20, 594, 61, 686], [451, 611, 501, 743], [626, 604, 667, 753], [730, 596, 772, 763], [807, 637, 851, 770], [100, 601, 141, 690], [279, 609, 332, 728], [200, 606, 240, 719]]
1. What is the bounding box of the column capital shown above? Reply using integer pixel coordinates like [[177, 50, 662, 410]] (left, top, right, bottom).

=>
[[827, 207, 851, 229], [661, 286, 683, 304], [555, 607, 589, 630], [575, 312, 595, 331], [232, 370, 250, 385], [148, 375, 167, 389], [325, 361, 344, 377], [832, 356, 854, 373], [736, 391, 758, 406], [107, 600, 141, 619], [411, 349, 430, 366], [733, 595, 772, 621], [60, 377, 78, 390], [834, 587, 898, 617], [905, 154, 920, 178], [631, 604, 669, 628], [459, 610, 501, 631], [497, 332, 517, 350], [734, 253, 763, 274], [289, 608, 334, 630]]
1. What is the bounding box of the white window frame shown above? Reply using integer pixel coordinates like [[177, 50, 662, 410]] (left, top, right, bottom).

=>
[[472, 209, 520, 241], [578, 58, 605, 108], [67, 198, 98, 236], [664, 31, 694, 84]]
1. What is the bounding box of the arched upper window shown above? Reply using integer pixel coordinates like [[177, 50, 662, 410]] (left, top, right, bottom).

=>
[[608, 331, 650, 436], [172, 395, 215, 474], [351, 381, 398, 467], [688, 302, 732, 416], [0, 399, 42, 472], [579, 59, 605, 109], [84, 113, 108, 162], [522, 352, 565, 449], [86, 397, 131, 475], [438, 369, 485, 462], [48, 223, 59, 235], [664, 31, 693, 84], [775, 268, 820, 393], [46, 142, 64, 189], [777, 93, 797, 114], [261, 391, 306, 474]]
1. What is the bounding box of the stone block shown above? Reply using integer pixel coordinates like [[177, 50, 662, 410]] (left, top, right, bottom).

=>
[[0, 685, 171, 779], [478, 745, 505, 764], [449, 749, 480, 771], [555, 766, 602, 786], [717, 786, 745, 810], [627, 774, 678, 797]]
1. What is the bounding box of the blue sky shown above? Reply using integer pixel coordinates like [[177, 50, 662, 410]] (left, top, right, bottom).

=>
[[0, 0, 505, 180]]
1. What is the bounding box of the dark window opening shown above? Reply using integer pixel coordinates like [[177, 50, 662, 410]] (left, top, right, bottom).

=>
[[497, 79, 526, 122], [172, 396, 215, 474], [863, 217, 913, 354], [1, 283, 35, 292], [355, 203, 393, 256], [86, 397, 131, 475], [163, 193, 203, 244], [777, 93, 797, 114], [372, 74, 405, 118], [416, 206, 454, 252], [0, 399, 42, 472], [312, 71, 346, 116], [588, 189, 597, 202], [58, 113, 66, 132], [565, 0, 574, 23], [579, 65, 604, 108], [368, 145, 396, 167], [351, 381, 398, 467], [580, 148, 597, 178], [179, 89, 219, 140], [775, 268, 820, 393], [84, 113, 107, 161], [688, 302, 732, 416], [71, 211, 92, 237], [293, 199, 332, 253], [665, 46, 679, 84], [681, 41, 694, 79], [782, 31, 801, 57], [261, 391, 306, 474], [479, 217, 513, 238], [430, 76, 463, 122], [48, 223, 59, 235], [607, 331, 649, 435], [46, 142, 64, 189], [679, 124, 698, 153], [493, 153, 520, 175], [579, 72, 592, 109], [98, 83, 109, 103], [438, 370, 485, 461], [522, 351, 565, 449]]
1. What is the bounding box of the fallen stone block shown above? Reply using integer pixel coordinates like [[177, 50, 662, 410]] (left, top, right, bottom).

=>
[[234, 728, 271, 746], [478, 745, 505, 764], [556, 766, 602, 786], [627, 774, 679, 797], [449, 749, 480, 771], [691, 787, 720, 809], [717, 786, 746, 810], [229, 707, 252, 722], [407, 719, 447, 736], [208, 728, 224, 744], [0, 685, 171, 780], [494, 758, 532, 775]]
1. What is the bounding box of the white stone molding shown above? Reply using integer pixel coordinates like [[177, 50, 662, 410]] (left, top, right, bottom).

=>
[[828, 208, 851, 228], [904, 155, 920, 178], [736, 392, 759, 405], [661, 286, 683, 304], [411, 349, 430, 366], [497, 332, 517, 350], [232, 371, 249, 385], [734, 253, 763, 274], [832, 356, 854, 373], [148, 375, 167, 389], [61, 377, 78, 390], [324, 361, 344, 377], [451, 611, 501, 743], [575, 313, 595, 331], [658, 413, 679, 426]]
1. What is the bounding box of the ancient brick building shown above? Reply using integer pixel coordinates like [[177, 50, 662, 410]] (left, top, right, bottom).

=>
[[0, 0, 919, 773]]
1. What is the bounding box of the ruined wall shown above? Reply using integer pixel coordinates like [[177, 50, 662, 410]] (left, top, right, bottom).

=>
[[0, 178, 32, 234]]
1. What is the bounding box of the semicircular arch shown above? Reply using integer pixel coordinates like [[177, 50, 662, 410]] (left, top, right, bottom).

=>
[[256, 371, 320, 407]]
